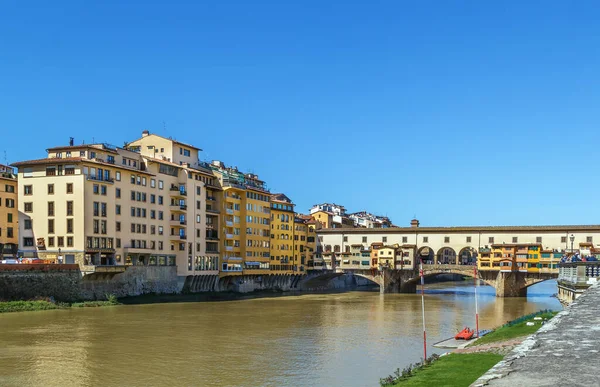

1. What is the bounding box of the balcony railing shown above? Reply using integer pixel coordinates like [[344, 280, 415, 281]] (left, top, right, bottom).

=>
[[226, 209, 234, 215], [226, 221, 233, 227], [226, 233, 234, 239], [206, 208, 220, 214], [225, 246, 233, 251], [86, 175, 115, 184], [180, 234, 187, 240], [206, 196, 216, 201]]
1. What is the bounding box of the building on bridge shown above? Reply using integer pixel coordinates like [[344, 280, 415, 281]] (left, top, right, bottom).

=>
[[317, 219, 600, 272]]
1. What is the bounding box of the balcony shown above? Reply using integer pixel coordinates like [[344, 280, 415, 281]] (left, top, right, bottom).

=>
[[225, 246, 233, 251], [206, 232, 219, 241], [226, 233, 234, 239], [169, 186, 187, 197], [206, 208, 220, 215], [206, 196, 216, 201], [86, 175, 115, 184], [170, 219, 186, 227], [206, 249, 220, 254], [226, 221, 233, 227], [226, 208, 234, 215], [180, 234, 187, 240]]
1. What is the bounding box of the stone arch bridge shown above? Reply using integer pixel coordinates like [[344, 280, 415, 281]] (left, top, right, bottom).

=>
[[337, 264, 557, 297]]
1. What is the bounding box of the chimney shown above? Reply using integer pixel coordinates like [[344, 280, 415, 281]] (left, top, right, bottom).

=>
[[410, 219, 420, 228], [69, 137, 74, 146], [142, 130, 150, 137]]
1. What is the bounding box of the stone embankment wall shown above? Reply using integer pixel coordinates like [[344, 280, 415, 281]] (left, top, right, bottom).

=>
[[0, 264, 82, 302], [80, 266, 180, 300], [1, 265, 374, 302], [181, 272, 373, 294]]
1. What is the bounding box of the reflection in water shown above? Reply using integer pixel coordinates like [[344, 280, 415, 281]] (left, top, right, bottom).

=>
[[0, 281, 561, 387]]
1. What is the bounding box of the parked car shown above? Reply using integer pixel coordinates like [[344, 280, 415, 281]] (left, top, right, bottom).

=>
[[1, 259, 19, 264]]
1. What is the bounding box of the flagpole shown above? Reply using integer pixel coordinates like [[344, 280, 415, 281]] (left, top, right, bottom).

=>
[[419, 258, 427, 360], [474, 261, 480, 338]]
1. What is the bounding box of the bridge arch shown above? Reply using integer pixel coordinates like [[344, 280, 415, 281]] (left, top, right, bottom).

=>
[[417, 246, 435, 263], [436, 247, 457, 264], [458, 247, 478, 265]]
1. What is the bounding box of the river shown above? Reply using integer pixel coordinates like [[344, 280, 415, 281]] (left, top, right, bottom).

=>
[[0, 280, 561, 387]]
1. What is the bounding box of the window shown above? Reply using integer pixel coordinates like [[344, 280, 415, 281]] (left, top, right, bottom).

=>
[[383, 237, 387, 243], [67, 237, 73, 247], [48, 202, 55, 216], [158, 180, 164, 190], [24, 185, 33, 195], [116, 204, 121, 215], [93, 184, 99, 194], [7, 213, 12, 223], [94, 220, 99, 234], [24, 219, 32, 230], [101, 203, 107, 217], [93, 202, 99, 216], [151, 179, 156, 188], [116, 221, 121, 232], [116, 188, 121, 198], [151, 194, 156, 204], [5, 184, 15, 193], [116, 238, 121, 248], [489, 237, 494, 243], [423, 236, 428, 243], [466, 236, 471, 243], [48, 237, 55, 247], [116, 171, 121, 181], [48, 219, 55, 234], [536, 237, 542, 243], [158, 196, 163, 205], [5, 199, 15, 208], [131, 175, 136, 184], [23, 237, 34, 247], [101, 185, 107, 195], [48, 184, 54, 194], [402, 236, 408, 243], [7, 228, 13, 238], [512, 237, 518, 243], [444, 237, 450, 243], [362, 236, 367, 243], [57, 237, 64, 247], [587, 236, 593, 243], [66, 183, 73, 194], [561, 236, 567, 243], [67, 219, 73, 233], [343, 236, 348, 242]]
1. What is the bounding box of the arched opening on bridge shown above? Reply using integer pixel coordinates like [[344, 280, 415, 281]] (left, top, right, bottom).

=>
[[458, 247, 478, 265], [436, 247, 457, 264], [416, 246, 434, 264]]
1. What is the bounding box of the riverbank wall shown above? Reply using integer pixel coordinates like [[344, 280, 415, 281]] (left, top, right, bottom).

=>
[[0, 265, 373, 302]]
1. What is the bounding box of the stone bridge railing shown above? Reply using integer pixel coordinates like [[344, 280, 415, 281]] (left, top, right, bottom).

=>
[[558, 262, 600, 286]]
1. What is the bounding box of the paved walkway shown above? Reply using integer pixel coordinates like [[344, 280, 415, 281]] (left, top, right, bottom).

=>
[[455, 337, 526, 357], [472, 283, 600, 386]]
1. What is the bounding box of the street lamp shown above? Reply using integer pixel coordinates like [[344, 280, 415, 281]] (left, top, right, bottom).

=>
[[570, 234, 575, 254], [58, 248, 63, 264]]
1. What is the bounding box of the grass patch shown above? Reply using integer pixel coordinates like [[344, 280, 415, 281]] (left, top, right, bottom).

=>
[[0, 294, 121, 313], [470, 310, 557, 346], [384, 353, 503, 386], [0, 300, 65, 313]]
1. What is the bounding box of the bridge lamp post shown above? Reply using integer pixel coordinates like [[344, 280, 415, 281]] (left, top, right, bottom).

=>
[[570, 234, 575, 255]]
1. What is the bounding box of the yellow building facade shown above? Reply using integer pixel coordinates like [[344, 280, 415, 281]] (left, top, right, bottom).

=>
[[0, 164, 18, 259]]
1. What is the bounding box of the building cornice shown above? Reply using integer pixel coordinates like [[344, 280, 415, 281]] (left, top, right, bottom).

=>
[[317, 225, 600, 234]]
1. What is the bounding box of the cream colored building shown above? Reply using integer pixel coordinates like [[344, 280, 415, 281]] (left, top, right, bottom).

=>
[[0, 164, 18, 258], [318, 220, 600, 270], [14, 132, 219, 277]]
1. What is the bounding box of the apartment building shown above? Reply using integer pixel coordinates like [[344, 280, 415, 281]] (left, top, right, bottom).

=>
[[349, 211, 393, 228], [309, 203, 354, 228], [270, 193, 295, 273], [0, 164, 18, 258], [13, 132, 220, 276], [293, 214, 317, 273], [209, 161, 271, 276], [125, 131, 220, 276]]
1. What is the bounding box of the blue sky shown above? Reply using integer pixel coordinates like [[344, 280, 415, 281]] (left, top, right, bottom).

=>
[[1, 1, 599, 226]]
